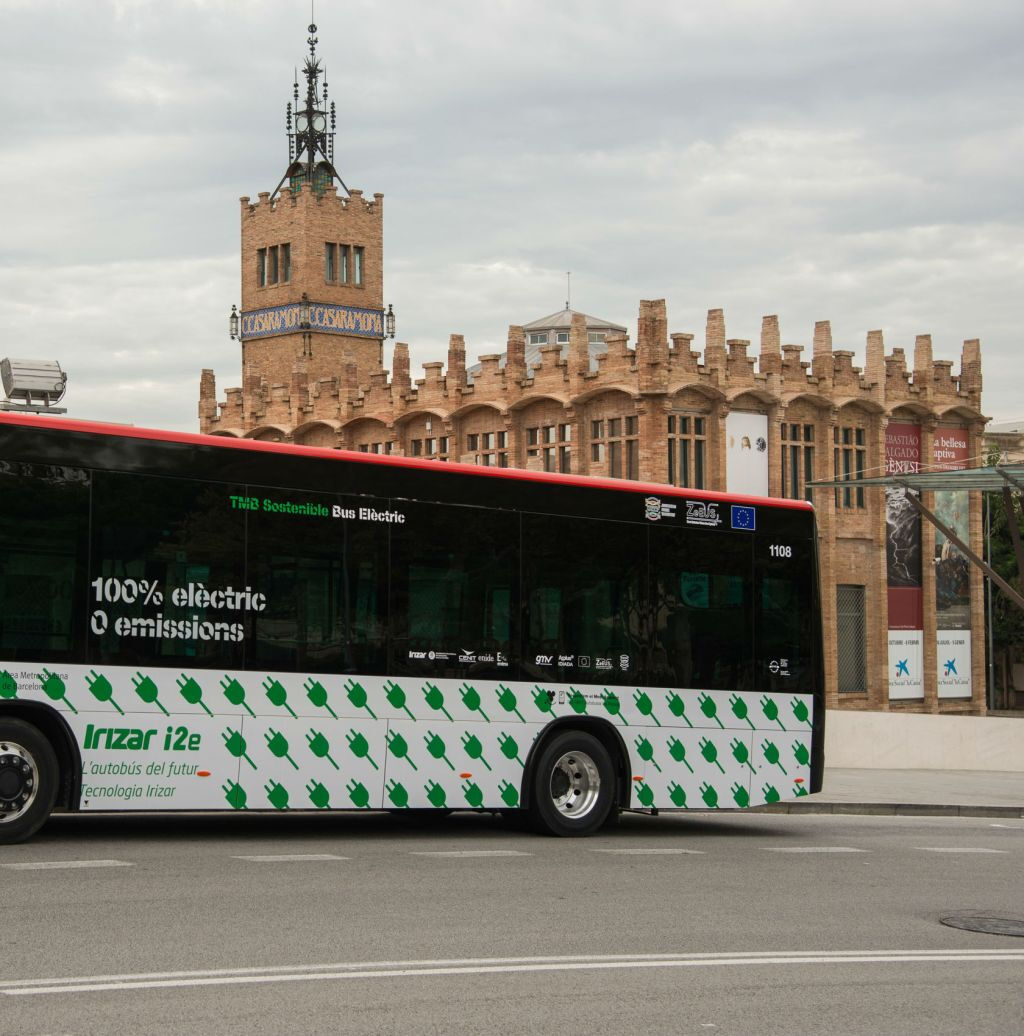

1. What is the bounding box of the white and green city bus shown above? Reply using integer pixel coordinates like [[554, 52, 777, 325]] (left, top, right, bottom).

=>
[[0, 412, 824, 843]]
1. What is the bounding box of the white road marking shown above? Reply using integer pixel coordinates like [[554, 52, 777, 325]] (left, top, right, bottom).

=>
[[409, 850, 531, 858], [762, 847, 868, 853], [914, 847, 1007, 854], [233, 854, 348, 862], [590, 848, 706, 855], [0, 859, 133, 870], [3, 949, 1022, 997]]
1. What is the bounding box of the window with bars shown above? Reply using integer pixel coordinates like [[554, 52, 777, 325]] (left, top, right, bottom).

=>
[[526, 422, 572, 473], [353, 246, 364, 286], [466, 430, 508, 467], [590, 415, 639, 480], [356, 442, 393, 455], [836, 585, 867, 693], [833, 426, 866, 508], [781, 422, 815, 501], [325, 243, 351, 283], [667, 414, 707, 489], [257, 243, 290, 287], [410, 436, 449, 461]]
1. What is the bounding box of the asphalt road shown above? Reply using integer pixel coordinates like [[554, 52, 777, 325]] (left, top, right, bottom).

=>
[[1, 809, 1023, 1035]]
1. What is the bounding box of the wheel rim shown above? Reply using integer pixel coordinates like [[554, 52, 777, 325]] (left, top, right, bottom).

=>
[[548, 750, 601, 820], [0, 741, 40, 825]]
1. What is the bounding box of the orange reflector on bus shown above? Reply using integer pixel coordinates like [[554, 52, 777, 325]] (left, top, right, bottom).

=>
[[197, 771, 211, 777], [632, 776, 644, 782], [460, 772, 472, 779], [794, 778, 804, 783]]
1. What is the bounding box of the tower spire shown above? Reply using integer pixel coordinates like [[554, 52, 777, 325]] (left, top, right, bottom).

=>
[[270, 19, 347, 199]]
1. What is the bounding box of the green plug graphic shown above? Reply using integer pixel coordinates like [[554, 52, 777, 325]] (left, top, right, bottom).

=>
[[759, 694, 786, 730], [731, 782, 750, 808], [264, 780, 290, 810], [633, 689, 661, 726], [601, 689, 628, 724], [697, 692, 723, 728], [461, 732, 491, 771], [221, 728, 257, 769], [425, 779, 447, 808], [794, 783, 809, 797], [422, 683, 453, 720], [459, 683, 490, 721], [346, 729, 379, 769], [700, 782, 719, 808], [130, 672, 167, 716], [38, 669, 77, 714], [304, 678, 338, 719], [498, 779, 519, 807], [532, 686, 553, 714], [728, 694, 755, 729], [634, 735, 662, 773], [667, 736, 694, 773], [667, 781, 687, 807], [636, 782, 655, 807], [384, 680, 416, 720], [699, 737, 726, 774], [729, 737, 756, 773], [793, 741, 810, 766], [0, 670, 17, 700], [223, 780, 247, 809], [497, 732, 525, 767], [263, 677, 297, 718], [386, 729, 418, 770], [346, 779, 370, 808], [86, 670, 123, 714], [791, 698, 811, 726], [567, 688, 587, 715], [462, 780, 484, 808], [305, 729, 340, 770], [177, 674, 213, 716], [344, 678, 378, 719], [762, 783, 781, 804], [666, 693, 693, 727], [495, 685, 525, 722], [306, 780, 330, 809], [424, 730, 456, 770], [760, 738, 788, 774], [265, 728, 299, 770], [386, 778, 409, 808], [220, 676, 255, 716]]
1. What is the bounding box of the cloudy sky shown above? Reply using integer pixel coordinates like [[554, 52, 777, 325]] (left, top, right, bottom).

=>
[[1, 0, 1021, 429]]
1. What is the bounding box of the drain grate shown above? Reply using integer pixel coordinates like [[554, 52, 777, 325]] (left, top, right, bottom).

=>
[[940, 914, 1024, 938]]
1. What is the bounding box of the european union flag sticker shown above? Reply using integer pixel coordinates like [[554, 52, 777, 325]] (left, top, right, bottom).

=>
[[731, 505, 756, 531]]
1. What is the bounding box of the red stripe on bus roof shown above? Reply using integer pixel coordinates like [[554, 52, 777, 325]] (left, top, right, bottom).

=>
[[0, 411, 814, 512]]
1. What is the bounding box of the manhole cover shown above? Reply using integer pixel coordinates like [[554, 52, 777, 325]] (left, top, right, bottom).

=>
[[940, 914, 1024, 938]]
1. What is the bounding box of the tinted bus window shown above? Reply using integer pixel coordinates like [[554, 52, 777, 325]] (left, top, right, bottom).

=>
[[755, 533, 815, 694], [0, 462, 89, 662], [520, 514, 644, 684], [650, 527, 754, 691], [247, 491, 388, 674], [89, 471, 246, 669], [390, 501, 518, 679]]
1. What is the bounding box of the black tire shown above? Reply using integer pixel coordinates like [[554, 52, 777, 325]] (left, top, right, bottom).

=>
[[529, 730, 615, 837], [0, 718, 59, 845]]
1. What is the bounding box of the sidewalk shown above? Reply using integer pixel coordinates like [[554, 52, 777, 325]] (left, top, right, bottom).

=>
[[760, 768, 1024, 818]]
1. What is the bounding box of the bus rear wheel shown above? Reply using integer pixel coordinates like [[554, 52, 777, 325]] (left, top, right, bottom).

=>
[[0, 719, 58, 845], [530, 731, 614, 837]]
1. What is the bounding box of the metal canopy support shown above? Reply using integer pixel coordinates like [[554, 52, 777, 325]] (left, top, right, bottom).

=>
[[896, 481, 1024, 612]]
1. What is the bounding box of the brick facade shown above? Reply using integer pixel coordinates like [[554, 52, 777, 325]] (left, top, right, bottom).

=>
[[200, 199, 988, 716]]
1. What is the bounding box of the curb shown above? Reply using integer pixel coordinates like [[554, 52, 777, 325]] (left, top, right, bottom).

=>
[[754, 802, 1024, 819]]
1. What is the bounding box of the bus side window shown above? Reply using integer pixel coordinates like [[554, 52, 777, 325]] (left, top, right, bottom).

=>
[[0, 462, 89, 662], [754, 537, 814, 693], [651, 527, 754, 692]]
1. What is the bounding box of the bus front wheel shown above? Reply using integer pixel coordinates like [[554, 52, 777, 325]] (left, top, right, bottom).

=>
[[0, 718, 58, 845], [530, 731, 614, 837]]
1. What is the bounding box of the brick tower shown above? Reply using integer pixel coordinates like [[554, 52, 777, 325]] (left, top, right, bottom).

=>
[[213, 21, 386, 433]]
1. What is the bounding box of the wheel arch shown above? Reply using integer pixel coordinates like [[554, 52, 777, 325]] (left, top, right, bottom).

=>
[[520, 716, 633, 813], [0, 702, 81, 810]]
